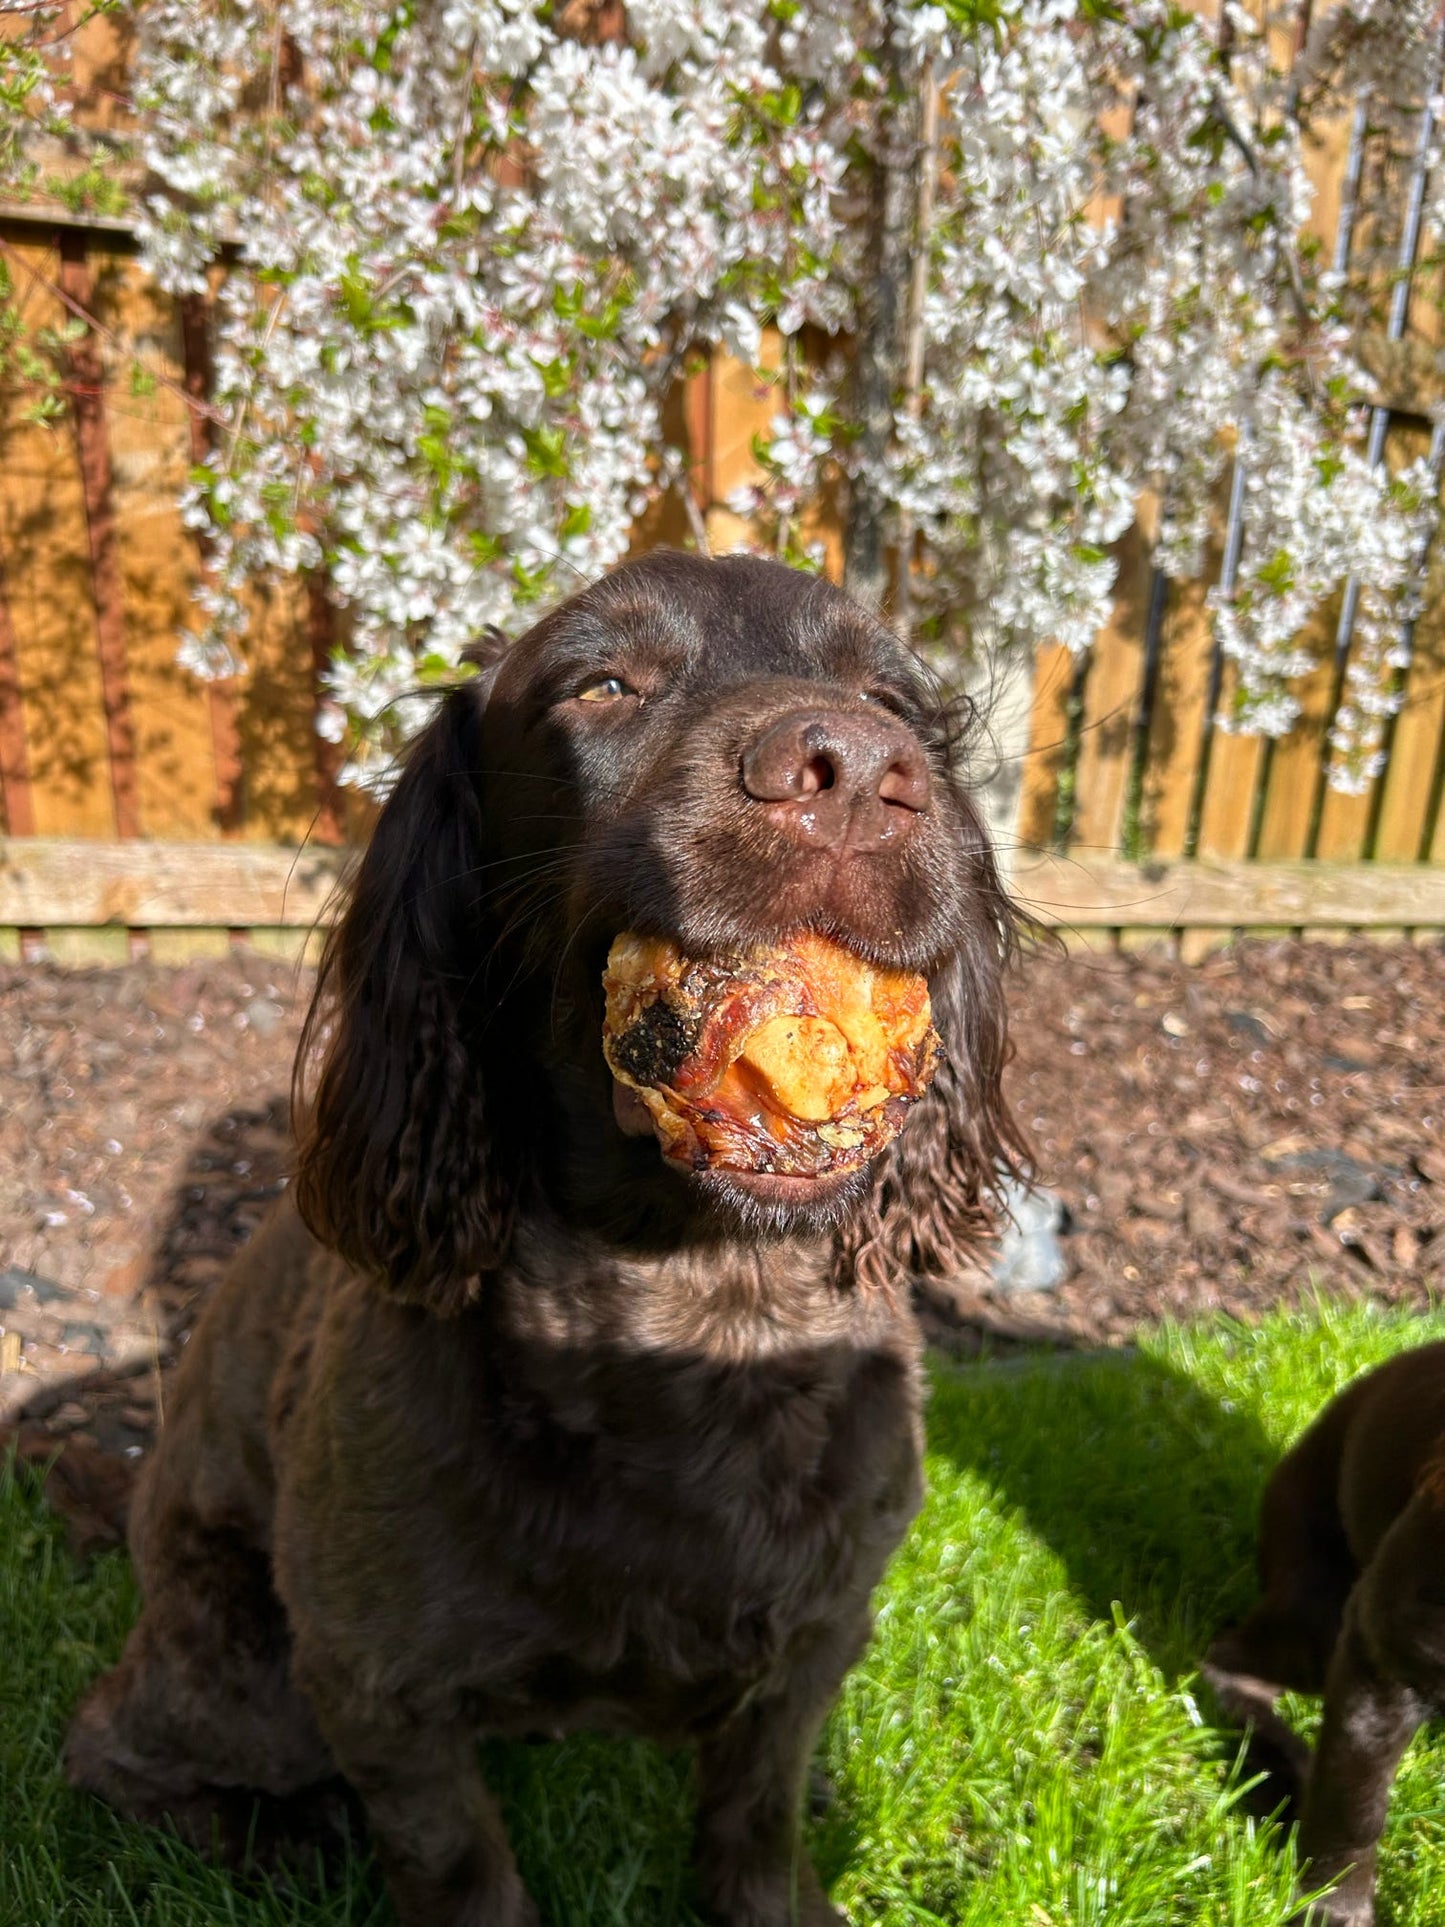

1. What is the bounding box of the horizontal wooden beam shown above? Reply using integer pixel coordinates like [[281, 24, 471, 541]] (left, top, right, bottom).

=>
[[0, 206, 142, 250], [0, 839, 347, 927], [1, 839, 1443, 933], [1008, 852, 1445, 928]]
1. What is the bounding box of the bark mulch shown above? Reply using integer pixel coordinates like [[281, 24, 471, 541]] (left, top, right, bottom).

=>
[[1, 937, 1441, 1525], [0, 955, 300, 1526], [932, 934, 1443, 1350]]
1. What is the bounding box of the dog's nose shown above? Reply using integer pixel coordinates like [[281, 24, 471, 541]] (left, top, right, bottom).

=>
[[740, 707, 930, 850]]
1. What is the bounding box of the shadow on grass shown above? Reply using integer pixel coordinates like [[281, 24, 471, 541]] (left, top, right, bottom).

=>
[[923, 1342, 1276, 1683]]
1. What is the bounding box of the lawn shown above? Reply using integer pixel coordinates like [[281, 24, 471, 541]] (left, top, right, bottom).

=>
[[6, 1297, 1445, 1927]]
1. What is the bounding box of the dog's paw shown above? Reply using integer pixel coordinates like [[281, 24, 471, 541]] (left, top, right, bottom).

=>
[[1290, 1846, 1378, 1927]]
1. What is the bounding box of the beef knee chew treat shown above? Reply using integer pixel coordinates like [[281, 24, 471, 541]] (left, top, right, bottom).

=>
[[602, 930, 940, 1179]]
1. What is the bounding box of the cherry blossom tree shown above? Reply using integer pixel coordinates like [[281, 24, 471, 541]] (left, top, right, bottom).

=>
[[3, 0, 1442, 794]]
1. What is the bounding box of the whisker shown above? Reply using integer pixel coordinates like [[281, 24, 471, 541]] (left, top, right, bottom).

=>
[[546, 899, 606, 1048], [481, 884, 577, 1010], [407, 852, 578, 901], [454, 767, 604, 791]]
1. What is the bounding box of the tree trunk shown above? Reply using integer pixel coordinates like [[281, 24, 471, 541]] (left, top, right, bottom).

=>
[[843, 13, 918, 616]]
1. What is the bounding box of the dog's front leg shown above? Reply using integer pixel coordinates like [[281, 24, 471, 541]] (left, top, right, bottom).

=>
[[1292, 1508, 1440, 1927], [1292, 1625, 1423, 1926], [692, 1629, 861, 1927], [315, 1705, 536, 1927]]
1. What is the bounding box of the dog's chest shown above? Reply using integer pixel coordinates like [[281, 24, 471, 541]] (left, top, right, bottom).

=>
[[451, 1333, 922, 1732]]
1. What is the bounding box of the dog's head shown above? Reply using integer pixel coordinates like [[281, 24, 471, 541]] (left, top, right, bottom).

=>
[[294, 552, 1026, 1308]]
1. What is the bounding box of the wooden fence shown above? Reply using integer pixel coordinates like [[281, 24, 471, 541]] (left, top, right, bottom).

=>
[[2, 9, 1444, 962]]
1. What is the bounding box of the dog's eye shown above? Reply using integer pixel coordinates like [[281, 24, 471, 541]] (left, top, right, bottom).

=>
[[576, 675, 636, 704]]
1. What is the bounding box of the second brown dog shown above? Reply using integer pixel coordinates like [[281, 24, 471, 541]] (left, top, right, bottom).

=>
[[1204, 1339, 1445, 1927]]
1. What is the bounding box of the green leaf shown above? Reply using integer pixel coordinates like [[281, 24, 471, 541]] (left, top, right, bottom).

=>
[[522, 425, 569, 478], [1254, 548, 1295, 595]]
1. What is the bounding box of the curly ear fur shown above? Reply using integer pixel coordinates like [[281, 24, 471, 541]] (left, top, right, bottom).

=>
[[293, 684, 512, 1310], [832, 841, 1031, 1295]]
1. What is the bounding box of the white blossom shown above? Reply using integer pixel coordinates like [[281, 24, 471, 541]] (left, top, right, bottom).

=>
[[2, 0, 1439, 792]]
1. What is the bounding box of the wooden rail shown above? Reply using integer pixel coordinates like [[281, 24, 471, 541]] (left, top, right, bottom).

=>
[[1008, 853, 1445, 931], [0, 838, 346, 927], [2, 842, 1441, 966]]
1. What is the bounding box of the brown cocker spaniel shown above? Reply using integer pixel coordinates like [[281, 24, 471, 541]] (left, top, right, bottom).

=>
[[65, 552, 1024, 1927]]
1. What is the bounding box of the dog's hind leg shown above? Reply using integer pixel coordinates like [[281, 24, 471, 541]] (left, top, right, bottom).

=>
[[1292, 1482, 1445, 1927], [65, 1508, 343, 1871]]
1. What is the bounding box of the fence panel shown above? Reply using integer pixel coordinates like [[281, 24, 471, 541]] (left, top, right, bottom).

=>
[[2, 0, 1445, 952]]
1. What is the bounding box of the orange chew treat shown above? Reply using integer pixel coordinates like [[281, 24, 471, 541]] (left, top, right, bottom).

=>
[[602, 931, 939, 1178]]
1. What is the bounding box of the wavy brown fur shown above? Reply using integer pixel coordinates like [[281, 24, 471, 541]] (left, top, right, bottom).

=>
[[293, 687, 512, 1311]]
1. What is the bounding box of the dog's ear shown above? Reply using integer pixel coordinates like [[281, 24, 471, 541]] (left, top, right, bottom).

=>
[[293, 681, 513, 1311], [833, 873, 1029, 1295]]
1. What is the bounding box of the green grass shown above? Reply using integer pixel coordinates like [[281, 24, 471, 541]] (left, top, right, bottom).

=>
[[6, 1297, 1445, 1926]]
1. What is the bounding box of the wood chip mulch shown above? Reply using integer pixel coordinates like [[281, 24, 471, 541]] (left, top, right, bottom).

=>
[[1, 937, 1441, 1535], [952, 934, 1444, 1348]]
